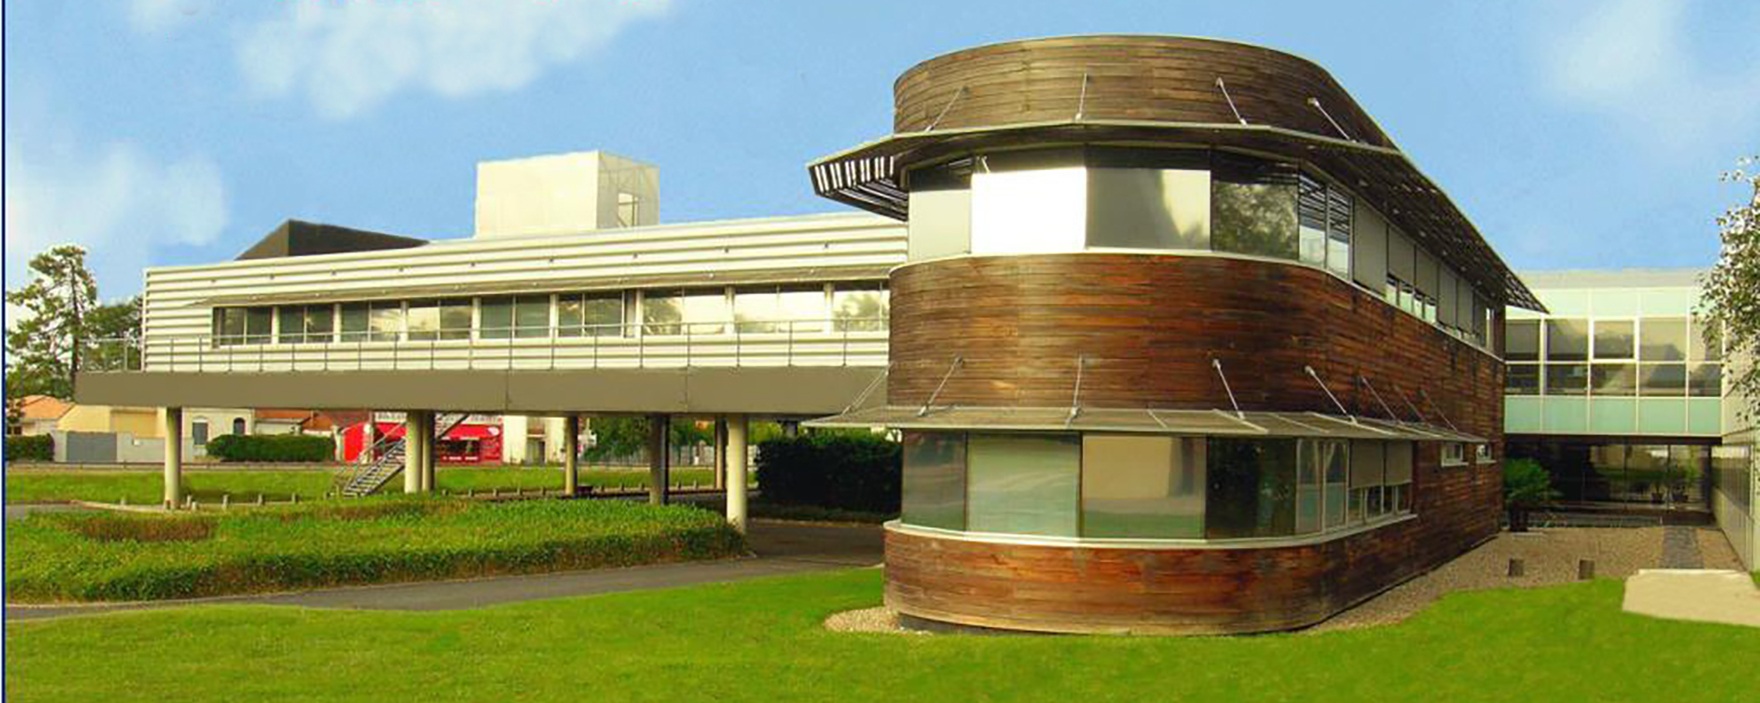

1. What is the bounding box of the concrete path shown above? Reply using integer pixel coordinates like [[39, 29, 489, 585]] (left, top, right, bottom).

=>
[[1622, 569, 1760, 628], [5, 520, 882, 622], [1659, 526, 1704, 568]]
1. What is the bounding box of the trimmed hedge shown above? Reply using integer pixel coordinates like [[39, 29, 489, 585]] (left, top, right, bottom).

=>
[[6, 497, 744, 602], [6, 434, 54, 461], [755, 434, 900, 513], [206, 434, 333, 462]]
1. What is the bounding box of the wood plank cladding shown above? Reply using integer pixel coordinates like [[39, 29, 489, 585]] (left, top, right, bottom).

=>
[[888, 254, 1504, 444], [893, 36, 1389, 149], [884, 251, 1506, 634]]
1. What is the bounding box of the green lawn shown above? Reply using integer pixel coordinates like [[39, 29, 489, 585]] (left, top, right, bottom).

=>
[[6, 570, 1756, 702], [3, 467, 721, 505], [6, 498, 743, 602]]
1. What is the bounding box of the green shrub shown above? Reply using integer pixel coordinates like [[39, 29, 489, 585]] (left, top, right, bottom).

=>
[[1503, 457, 1558, 508], [5, 497, 745, 602], [6, 434, 53, 461], [755, 433, 900, 513], [206, 434, 333, 463]]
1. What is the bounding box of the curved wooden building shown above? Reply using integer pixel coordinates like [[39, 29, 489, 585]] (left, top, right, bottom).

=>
[[808, 36, 1543, 634]]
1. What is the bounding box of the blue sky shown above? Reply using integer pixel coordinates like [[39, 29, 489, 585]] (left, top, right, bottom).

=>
[[5, 0, 1759, 300]]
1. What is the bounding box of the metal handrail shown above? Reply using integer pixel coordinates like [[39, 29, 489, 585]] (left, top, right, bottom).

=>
[[88, 316, 888, 373]]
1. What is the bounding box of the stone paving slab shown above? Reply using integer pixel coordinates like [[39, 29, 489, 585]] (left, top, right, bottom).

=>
[[1622, 569, 1760, 628]]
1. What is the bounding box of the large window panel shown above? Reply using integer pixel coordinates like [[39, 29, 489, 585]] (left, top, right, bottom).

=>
[[970, 165, 1088, 255], [1297, 173, 1328, 266], [438, 299, 472, 340], [1349, 440, 1385, 524], [832, 283, 888, 332], [641, 291, 683, 336], [514, 295, 551, 338], [1592, 363, 1638, 396], [1210, 154, 1298, 260], [244, 307, 272, 345], [681, 289, 729, 336], [559, 292, 626, 337], [901, 432, 966, 531], [966, 434, 1080, 537], [1640, 364, 1687, 396], [735, 286, 826, 334], [1080, 435, 1205, 539], [1545, 319, 1590, 361], [1204, 438, 1298, 539], [1325, 187, 1352, 277], [1594, 320, 1635, 359], [1688, 363, 1722, 397], [1691, 316, 1722, 361], [1385, 442, 1414, 514], [305, 305, 336, 343], [1086, 168, 1210, 250], [1321, 440, 1349, 530], [1640, 318, 1688, 361], [1546, 364, 1589, 396], [906, 184, 973, 261], [405, 300, 441, 341], [1505, 320, 1541, 362], [1507, 364, 1540, 395], [480, 297, 514, 340], [339, 303, 369, 343], [367, 302, 401, 343], [277, 307, 305, 344]]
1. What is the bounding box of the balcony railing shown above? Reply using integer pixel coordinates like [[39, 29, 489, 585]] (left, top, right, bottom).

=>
[[87, 318, 889, 373]]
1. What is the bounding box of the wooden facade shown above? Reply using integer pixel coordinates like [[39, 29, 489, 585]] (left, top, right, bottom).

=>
[[883, 255, 1505, 634]]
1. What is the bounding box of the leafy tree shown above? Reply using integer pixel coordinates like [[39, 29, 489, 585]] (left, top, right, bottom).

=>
[[84, 296, 144, 371], [1699, 156, 1760, 424], [6, 246, 99, 399]]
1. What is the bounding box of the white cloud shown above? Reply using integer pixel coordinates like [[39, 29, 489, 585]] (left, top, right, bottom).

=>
[[4, 128, 228, 300], [234, 0, 673, 120], [128, 0, 215, 34], [1537, 0, 1760, 155]]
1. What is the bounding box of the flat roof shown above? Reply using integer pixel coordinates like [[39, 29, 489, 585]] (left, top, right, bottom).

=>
[[1516, 268, 1706, 291]]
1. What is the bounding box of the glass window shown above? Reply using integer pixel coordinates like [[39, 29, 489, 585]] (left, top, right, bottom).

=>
[[1591, 363, 1637, 396], [1321, 439, 1348, 530], [678, 289, 728, 336], [901, 432, 966, 531], [214, 308, 246, 345], [1506, 364, 1540, 395], [514, 295, 551, 338], [1475, 443, 1493, 464], [735, 285, 826, 334], [966, 434, 1080, 537], [1691, 316, 1721, 361], [1204, 438, 1298, 539], [616, 192, 641, 228], [244, 307, 272, 345], [1210, 153, 1298, 260], [1326, 187, 1352, 277], [1687, 363, 1721, 397], [405, 300, 441, 341], [1385, 442, 1413, 514], [1085, 166, 1211, 251], [1640, 364, 1687, 396], [1593, 320, 1635, 359], [1442, 442, 1466, 466], [1296, 439, 1346, 534], [1546, 364, 1589, 396], [305, 305, 335, 343], [480, 297, 514, 339], [1297, 173, 1328, 267], [558, 293, 625, 337], [339, 303, 370, 342], [277, 307, 304, 344], [641, 291, 683, 336], [1506, 320, 1540, 362], [1640, 318, 1688, 361], [832, 283, 888, 332], [368, 302, 402, 342], [1080, 435, 1206, 539], [191, 420, 209, 446], [1545, 319, 1589, 361], [439, 299, 471, 340], [1349, 440, 1385, 524]]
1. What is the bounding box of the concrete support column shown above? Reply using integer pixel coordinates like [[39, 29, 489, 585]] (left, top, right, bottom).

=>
[[563, 415, 580, 497], [648, 414, 670, 506], [725, 414, 749, 533], [163, 407, 184, 509], [404, 412, 423, 493], [419, 412, 436, 493], [713, 417, 728, 490]]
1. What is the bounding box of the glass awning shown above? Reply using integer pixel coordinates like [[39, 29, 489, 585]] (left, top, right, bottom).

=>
[[806, 405, 1485, 443]]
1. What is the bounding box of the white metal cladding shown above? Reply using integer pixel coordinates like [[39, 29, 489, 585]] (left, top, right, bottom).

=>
[[140, 213, 906, 371]]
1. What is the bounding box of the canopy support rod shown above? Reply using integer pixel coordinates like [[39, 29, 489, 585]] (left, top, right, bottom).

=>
[[1216, 77, 1248, 125], [1065, 355, 1087, 428], [843, 364, 891, 415], [1304, 365, 1356, 424], [1392, 383, 1428, 424], [1075, 72, 1090, 120], [1419, 388, 1458, 431], [924, 86, 968, 133], [918, 356, 964, 417], [1212, 358, 1244, 419], [1307, 97, 1356, 142], [1358, 376, 1401, 422]]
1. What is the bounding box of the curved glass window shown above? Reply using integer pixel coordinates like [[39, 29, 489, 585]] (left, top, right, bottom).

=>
[[966, 434, 1080, 537]]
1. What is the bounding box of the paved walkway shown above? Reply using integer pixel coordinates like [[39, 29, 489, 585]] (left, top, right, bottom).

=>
[[1623, 569, 1760, 628], [1660, 526, 1705, 568], [5, 520, 882, 622]]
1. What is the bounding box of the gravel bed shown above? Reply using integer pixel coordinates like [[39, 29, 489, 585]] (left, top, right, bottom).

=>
[[1696, 527, 1745, 571], [823, 606, 920, 635]]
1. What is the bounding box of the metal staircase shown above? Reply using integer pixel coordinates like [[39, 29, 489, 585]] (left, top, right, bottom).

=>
[[334, 414, 470, 497]]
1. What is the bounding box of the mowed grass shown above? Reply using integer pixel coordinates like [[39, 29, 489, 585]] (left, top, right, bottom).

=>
[[7, 571, 1757, 703], [5, 498, 743, 602], [3, 466, 720, 505]]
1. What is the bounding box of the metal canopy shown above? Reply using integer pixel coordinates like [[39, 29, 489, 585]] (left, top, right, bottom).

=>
[[806, 119, 1544, 312], [806, 404, 1487, 443]]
